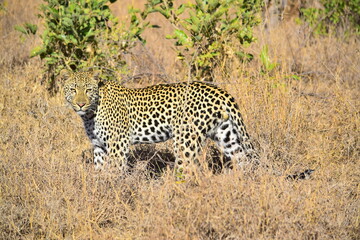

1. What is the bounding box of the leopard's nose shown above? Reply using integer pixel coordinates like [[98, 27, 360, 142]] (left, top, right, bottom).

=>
[[77, 103, 86, 108]]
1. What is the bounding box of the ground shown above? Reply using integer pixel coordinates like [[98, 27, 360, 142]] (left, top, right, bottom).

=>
[[0, 0, 359, 239]]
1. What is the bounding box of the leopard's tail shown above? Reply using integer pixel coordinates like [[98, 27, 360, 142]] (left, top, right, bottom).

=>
[[224, 100, 314, 180]]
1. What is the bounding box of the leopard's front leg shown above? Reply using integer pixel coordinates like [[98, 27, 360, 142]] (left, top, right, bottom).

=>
[[107, 133, 130, 173], [93, 145, 107, 168], [92, 137, 129, 172], [82, 117, 108, 168]]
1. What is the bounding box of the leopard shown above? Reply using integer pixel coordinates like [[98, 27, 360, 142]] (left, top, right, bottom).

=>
[[63, 71, 313, 179]]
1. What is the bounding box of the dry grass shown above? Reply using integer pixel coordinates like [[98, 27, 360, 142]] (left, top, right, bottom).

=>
[[0, 1, 359, 239]]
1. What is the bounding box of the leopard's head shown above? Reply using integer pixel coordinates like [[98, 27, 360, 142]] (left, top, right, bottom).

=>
[[62, 71, 101, 116]]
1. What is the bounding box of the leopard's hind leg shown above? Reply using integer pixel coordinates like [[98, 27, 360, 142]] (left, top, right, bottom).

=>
[[172, 123, 207, 179], [211, 117, 259, 169]]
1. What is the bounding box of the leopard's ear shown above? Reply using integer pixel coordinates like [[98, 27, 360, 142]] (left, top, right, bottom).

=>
[[90, 70, 105, 88], [98, 80, 105, 88], [57, 68, 71, 85], [92, 69, 102, 81]]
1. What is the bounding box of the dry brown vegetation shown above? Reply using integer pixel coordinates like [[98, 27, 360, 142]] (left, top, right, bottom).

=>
[[0, 1, 359, 239]]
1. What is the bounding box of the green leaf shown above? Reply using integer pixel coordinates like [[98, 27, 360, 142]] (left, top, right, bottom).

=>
[[30, 46, 45, 58], [62, 17, 73, 27], [14, 23, 37, 35], [235, 51, 254, 62], [195, 0, 205, 12], [174, 29, 191, 46], [213, 6, 227, 18], [85, 29, 95, 38], [25, 23, 38, 34], [176, 4, 186, 15], [44, 57, 58, 65], [68, 35, 78, 44], [151, 0, 162, 5], [260, 45, 276, 71], [14, 25, 28, 35], [154, 6, 171, 19], [189, 12, 200, 26], [208, 0, 220, 12], [291, 75, 301, 80]]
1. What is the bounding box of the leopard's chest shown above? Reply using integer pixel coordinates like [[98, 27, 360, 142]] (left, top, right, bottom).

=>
[[81, 116, 106, 150], [92, 116, 110, 145]]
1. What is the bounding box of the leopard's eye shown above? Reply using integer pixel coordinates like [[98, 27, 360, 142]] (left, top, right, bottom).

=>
[[86, 88, 92, 93], [70, 88, 76, 93]]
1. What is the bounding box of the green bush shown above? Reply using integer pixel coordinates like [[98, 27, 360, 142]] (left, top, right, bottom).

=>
[[301, 0, 360, 36], [32, 0, 149, 90], [141, 0, 262, 81]]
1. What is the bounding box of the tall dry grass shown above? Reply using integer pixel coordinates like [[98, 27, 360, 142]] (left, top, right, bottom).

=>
[[0, 1, 359, 239]]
